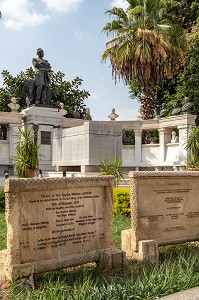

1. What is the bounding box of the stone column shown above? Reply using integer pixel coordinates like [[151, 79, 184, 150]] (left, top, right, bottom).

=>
[[134, 129, 142, 166], [178, 125, 189, 165], [158, 128, 171, 164], [7, 124, 21, 167]]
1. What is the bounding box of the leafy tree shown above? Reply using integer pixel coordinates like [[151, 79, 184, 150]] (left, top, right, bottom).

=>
[[102, 0, 187, 119], [174, 1, 199, 30], [0, 68, 90, 118], [155, 34, 199, 122], [175, 36, 199, 120], [50, 71, 90, 118], [154, 0, 199, 120]]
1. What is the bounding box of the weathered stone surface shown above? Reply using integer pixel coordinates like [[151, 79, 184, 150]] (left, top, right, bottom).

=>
[[100, 248, 126, 272], [122, 171, 199, 262], [0, 250, 7, 283], [2, 176, 124, 282], [138, 240, 159, 264]]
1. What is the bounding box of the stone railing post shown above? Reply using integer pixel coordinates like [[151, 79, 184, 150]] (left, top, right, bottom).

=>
[[158, 128, 171, 164], [177, 125, 189, 165], [134, 129, 142, 167]]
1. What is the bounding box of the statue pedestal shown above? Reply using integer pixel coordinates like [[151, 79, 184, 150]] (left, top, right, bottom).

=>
[[22, 106, 64, 172], [22, 106, 63, 127]]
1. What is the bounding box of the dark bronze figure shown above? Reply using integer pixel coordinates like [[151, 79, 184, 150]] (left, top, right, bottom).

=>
[[24, 48, 52, 106]]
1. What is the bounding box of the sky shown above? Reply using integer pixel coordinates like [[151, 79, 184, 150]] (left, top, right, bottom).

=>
[[0, 0, 140, 121]]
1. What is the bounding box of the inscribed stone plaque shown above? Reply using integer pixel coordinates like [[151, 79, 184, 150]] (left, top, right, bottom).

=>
[[129, 171, 199, 246], [4, 177, 114, 268], [19, 187, 107, 263], [41, 131, 51, 144]]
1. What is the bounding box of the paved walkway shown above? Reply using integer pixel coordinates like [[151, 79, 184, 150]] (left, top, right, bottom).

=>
[[160, 286, 199, 300]]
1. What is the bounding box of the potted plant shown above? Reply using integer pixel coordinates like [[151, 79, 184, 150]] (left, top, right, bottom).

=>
[[13, 125, 40, 177], [185, 126, 199, 170]]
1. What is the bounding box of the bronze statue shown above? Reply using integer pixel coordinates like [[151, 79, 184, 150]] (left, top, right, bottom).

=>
[[171, 102, 181, 116], [159, 103, 169, 118], [24, 48, 52, 106], [181, 96, 193, 114]]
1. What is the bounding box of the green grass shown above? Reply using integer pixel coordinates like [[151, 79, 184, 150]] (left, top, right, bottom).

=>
[[112, 213, 131, 247], [0, 208, 6, 250], [7, 250, 199, 300], [0, 210, 198, 300]]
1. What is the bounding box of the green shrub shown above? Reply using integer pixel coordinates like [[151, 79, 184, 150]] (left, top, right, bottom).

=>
[[99, 157, 125, 186], [0, 189, 5, 208], [113, 187, 130, 215]]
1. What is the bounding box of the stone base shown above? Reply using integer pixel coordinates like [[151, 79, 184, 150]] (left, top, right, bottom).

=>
[[122, 229, 159, 264], [99, 248, 126, 272], [121, 229, 137, 255], [138, 240, 159, 264], [1, 248, 125, 284], [0, 250, 7, 283]]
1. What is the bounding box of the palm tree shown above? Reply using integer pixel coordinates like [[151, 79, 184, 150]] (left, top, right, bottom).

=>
[[102, 0, 187, 119]]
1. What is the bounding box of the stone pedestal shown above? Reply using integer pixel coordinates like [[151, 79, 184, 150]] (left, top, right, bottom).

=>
[[122, 230, 159, 263], [22, 106, 63, 126], [22, 106, 64, 171]]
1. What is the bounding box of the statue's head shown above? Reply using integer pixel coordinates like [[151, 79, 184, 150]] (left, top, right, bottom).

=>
[[162, 103, 166, 109], [173, 102, 178, 108], [37, 48, 44, 57]]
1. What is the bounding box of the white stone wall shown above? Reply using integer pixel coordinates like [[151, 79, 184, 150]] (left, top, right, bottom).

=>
[[165, 143, 179, 163], [141, 145, 160, 164], [0, 107, 197, 173], [0, 140, 10, 165], [52, 122, 122, 168], [122, 145, 135, 166]]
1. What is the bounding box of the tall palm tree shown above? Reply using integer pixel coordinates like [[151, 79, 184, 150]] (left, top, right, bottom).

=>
[[102, 0, 187, 119]]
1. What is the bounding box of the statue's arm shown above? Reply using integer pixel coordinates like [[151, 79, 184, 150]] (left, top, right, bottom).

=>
[[32, 58, 51, 70]]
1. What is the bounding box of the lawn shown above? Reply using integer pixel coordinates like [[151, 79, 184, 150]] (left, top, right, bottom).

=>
[[0, 210, 198, 300], [0, 208, 6, 250]]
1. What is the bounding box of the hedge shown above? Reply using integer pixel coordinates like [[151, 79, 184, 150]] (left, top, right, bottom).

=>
[[113, 187, 130, 216]]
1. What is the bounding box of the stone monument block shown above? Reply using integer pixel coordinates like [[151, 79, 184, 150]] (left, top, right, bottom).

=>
[[122, 171, 199, 262], [0, 176, 125, 283]]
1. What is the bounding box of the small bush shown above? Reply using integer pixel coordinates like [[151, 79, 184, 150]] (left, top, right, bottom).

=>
[[113, 187, 130, 215], [0, 189, 5, 208]]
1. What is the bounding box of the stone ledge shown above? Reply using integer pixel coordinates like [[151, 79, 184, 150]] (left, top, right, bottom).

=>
[[129, 171, 199, 177], [4, 176, 115, 192]]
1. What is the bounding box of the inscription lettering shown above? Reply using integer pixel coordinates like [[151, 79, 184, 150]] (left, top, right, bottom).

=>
[[20, 188, 106, 257]]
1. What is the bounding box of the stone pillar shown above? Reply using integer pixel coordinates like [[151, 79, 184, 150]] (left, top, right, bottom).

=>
[[178, 125, 189, 165], [158, 128, 171, 164], [7, 124, 21, 173], [134, 129, 142, 165], [37, 124, 54, 171]]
